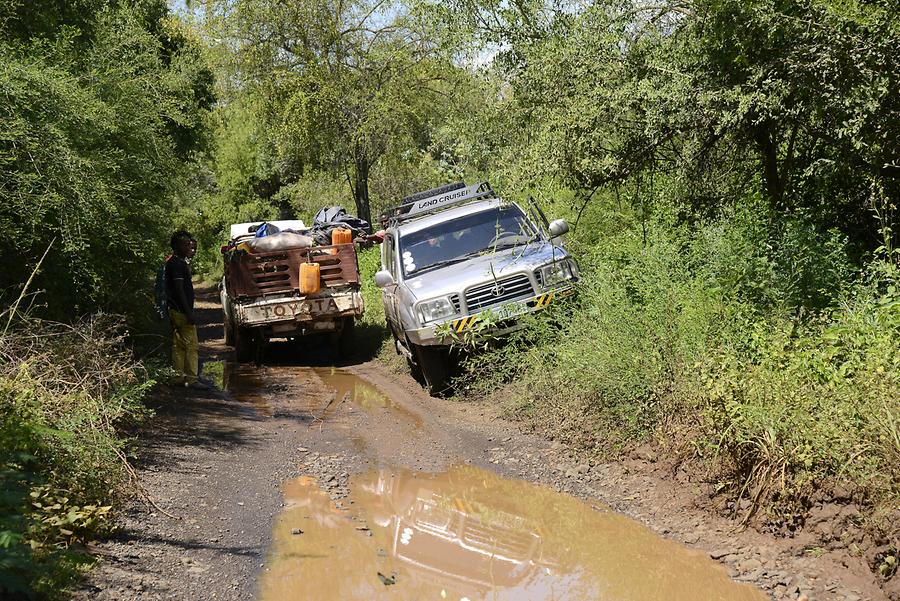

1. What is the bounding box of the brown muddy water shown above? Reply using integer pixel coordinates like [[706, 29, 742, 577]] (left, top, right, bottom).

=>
[[258, 466, 766, 601], [203, 360, 421, 426], [204, 362, 765, 600]]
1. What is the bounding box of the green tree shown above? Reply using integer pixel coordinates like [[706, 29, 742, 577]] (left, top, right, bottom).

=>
[[0, 0, 213, 317], [204, 0, 454, 225], [436, 0, 900, 252]]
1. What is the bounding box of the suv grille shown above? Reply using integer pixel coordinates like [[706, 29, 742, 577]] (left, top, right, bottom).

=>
[[465, 274, 535, 312]]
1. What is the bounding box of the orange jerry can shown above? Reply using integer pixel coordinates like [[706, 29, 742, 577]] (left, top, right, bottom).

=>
[[331, 228, 353, 245], [299, 262, 321, 295]]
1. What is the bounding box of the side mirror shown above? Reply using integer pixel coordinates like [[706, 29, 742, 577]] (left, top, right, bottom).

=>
[[548, 219, 570, 239], [374, 270, 395, 288]]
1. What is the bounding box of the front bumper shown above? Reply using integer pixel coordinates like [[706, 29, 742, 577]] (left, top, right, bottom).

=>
[[405, 286, 575, 347]]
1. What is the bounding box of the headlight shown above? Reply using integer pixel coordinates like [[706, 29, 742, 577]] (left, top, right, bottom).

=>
[[416, 297, 455, 324], [540, 260, 574, 286]]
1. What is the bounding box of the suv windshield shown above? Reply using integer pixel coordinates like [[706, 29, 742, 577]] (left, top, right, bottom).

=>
[[399, 205, 538, 277]]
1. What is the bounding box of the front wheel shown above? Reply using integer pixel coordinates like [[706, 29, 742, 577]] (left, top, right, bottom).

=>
[[412, 344, 451, 396]]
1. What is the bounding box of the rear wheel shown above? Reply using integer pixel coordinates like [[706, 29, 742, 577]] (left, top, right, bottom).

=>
[[235, 327, 260, 364], [223, 312, 235, 347], [412, 344, 451, 396], [339, 317, 356, 357], [329, 317, 356, 359]]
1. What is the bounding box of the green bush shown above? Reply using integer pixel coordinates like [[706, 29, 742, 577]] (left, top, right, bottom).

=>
[[0, 1, 212, 319], [689, 201, 854, 312], [455, 198, 898, 525], [0, 314, 152, 598], [692, 261, 900, 517], [461, 220, 723, 450]]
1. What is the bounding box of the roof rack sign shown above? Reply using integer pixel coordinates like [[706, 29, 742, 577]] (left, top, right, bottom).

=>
[[402, 182, 494, 219]]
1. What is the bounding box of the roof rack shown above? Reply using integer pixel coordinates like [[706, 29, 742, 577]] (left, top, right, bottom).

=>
[[385, 181, 496, 225]]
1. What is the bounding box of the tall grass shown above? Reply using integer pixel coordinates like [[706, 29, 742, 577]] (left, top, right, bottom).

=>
[[460, 226, 723, 449], [457, 201, 900, 526], [694, 262, 900, 517]]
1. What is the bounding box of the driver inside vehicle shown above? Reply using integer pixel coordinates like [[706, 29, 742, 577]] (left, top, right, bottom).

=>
[[400, 206, 537, 276], [410, 234, 446, 270], [450, 226, 473, 242], [426, 232, 445, 247]]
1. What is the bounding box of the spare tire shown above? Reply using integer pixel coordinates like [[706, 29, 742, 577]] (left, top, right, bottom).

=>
[[402, 182, 466, 205]]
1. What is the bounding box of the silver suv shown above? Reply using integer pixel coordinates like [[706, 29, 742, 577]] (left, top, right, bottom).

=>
[[375, 182, 579, 393]]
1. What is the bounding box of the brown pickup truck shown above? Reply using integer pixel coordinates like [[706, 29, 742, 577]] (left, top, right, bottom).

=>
[[220, 220, 364, 362]]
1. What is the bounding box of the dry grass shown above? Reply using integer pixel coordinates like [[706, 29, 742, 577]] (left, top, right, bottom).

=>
[[0, 310, 153, 597]]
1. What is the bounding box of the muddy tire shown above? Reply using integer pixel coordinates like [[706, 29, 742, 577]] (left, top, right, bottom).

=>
[[339, 317, 355, 357], [406, 355, 422, 381], [392, 333, 423, 380], [412, 344, 451, 396], [223, 313, 235, 347], [327, 317, 356, 361], [234, 327, 258, 363]]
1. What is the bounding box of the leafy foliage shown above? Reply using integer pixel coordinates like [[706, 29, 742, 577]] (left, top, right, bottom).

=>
[[3, 0, 897, 588], [405, 0, 900, 530], [695, 265, 900, 517], [199, 0, 460, 226], [0, 313, 151, 598], [0, 0, 213, 318], [455, 197, 898, 525]]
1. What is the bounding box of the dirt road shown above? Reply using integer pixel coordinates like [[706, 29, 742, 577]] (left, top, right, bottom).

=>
[[73, 288, 889, 601]]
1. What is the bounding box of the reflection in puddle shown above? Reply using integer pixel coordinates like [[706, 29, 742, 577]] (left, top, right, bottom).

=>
[[202, 359, 226, 391], [259, 466, 765, 601], [312, 367, 391, 410], [313, 367, 424, 428], [204, 359, 273, 415]]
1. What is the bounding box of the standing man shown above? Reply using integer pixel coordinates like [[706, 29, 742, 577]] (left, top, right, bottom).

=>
[[166, 230, 199, 387]]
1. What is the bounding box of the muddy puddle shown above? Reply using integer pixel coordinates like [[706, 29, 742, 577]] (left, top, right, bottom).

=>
[[203, 361, 421, 426], [258, 465, 766, 601]]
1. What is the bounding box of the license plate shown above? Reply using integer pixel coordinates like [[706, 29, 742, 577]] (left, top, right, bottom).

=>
[[258, 298, 338, 320], [493, 300, 528, 319]]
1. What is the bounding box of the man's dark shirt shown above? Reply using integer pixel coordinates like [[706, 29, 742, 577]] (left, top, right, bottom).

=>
[[165, 255, 194, 314]]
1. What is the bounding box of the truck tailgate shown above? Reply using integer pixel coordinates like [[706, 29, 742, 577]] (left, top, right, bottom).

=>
[[235, 292, 363, 326], [225, 244, 360, 299]]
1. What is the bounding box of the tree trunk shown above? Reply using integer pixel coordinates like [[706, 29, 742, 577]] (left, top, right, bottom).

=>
[[353, 157, 373, 227], [755, 126, 784, 211]]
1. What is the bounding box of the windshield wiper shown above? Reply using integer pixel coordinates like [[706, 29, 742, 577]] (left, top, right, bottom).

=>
[[411, 249, 486, 276]]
